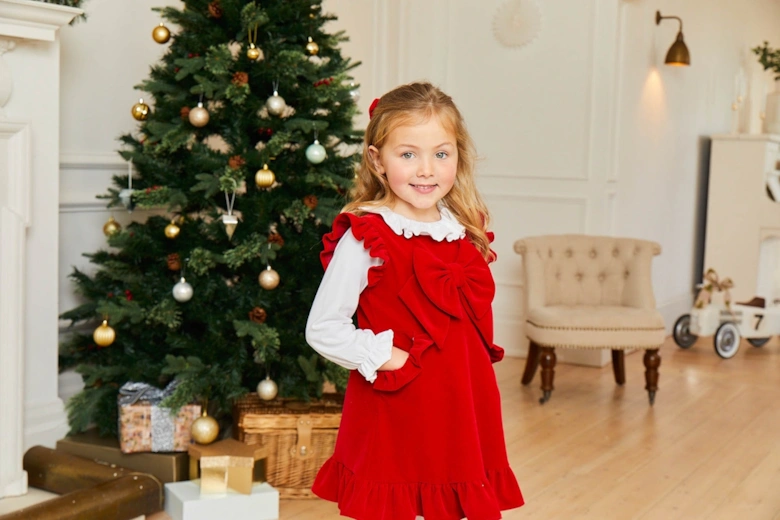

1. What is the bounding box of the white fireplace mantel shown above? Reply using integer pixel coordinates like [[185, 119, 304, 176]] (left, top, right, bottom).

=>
[[0, 0, 81, 41], [0, 0, 80, 500]]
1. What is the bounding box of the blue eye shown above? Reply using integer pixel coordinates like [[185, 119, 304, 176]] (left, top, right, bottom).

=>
[[435, 151, 448, 159], [401, 152, 415, 159]]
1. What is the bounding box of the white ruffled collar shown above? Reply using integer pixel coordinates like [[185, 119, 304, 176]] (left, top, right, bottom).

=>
[[361, 205, 466, 242]]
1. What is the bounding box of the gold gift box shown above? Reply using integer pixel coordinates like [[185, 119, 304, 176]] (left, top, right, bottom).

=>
[[56, 429, 189, 483]]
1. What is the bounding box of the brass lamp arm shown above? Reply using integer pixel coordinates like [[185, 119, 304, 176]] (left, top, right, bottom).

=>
[[656, 10, 683, 33]]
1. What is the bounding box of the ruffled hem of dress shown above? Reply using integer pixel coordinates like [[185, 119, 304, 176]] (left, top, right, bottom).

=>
[[312, 459, 524, 520], [362, 205, 466, 242], [321, 213, 389, 288]]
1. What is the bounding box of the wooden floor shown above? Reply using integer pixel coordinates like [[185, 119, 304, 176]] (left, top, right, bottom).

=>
[[3, 336, 778, 519], [281, 336, 780, 520]]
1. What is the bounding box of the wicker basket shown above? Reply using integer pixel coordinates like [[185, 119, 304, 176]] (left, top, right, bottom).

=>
[[233, 393, 343, 498]]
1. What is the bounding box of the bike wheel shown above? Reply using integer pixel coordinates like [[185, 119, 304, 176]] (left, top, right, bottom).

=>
[[714, 322, 741, 359], [673, 314, 698, 348]]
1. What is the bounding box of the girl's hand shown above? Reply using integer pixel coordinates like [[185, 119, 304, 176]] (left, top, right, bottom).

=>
[[378, 346, 409, 371]]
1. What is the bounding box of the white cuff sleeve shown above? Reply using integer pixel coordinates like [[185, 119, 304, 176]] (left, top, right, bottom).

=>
[[305, 229, 392, 383]]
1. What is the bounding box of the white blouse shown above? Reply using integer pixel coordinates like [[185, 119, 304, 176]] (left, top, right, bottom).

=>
[[305, 206, 466, 382]]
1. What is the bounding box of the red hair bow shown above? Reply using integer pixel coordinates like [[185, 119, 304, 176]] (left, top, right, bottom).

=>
[[368, 98, 380, 119]]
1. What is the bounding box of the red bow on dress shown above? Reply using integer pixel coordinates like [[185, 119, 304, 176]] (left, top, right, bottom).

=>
[[413, 247, 494, 321], [399, 245, 495, 349]]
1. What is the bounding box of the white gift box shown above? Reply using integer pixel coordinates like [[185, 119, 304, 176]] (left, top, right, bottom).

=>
[[164, 480, 279, 520]]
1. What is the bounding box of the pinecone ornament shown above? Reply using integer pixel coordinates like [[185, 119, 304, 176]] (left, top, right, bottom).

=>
[[207, 0, 222, 18], [268, 233, 284, 247], [167, 253, 181, 271], [228, 155, 246, 169], [232, 71, 249, 86], [249, 307, 267, 324]]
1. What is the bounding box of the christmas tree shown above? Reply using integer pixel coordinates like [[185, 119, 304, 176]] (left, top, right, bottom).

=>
[[60, 0, 361, 436]]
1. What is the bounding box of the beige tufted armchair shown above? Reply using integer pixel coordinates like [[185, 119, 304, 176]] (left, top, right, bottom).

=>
[[513, 235, 665, 405]]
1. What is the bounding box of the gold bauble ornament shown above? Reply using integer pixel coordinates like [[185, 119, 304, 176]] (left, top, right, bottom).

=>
[[305, 36, 319, 56], [255, 163, 275, 188], [191, 412, 219, 445], [131, 99, 150, 121], [152, 23, 171, 44], [93, 320, 116, 347], [247, 43, 261, 60], [188, 102, 210, 128], [103, 216, 121, 236], [256, 376, 278, 401], [165, 220, 181, 239], [258, 267, 280, 290]]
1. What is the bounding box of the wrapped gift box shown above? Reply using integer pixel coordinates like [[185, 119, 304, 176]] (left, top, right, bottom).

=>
[[118, 381, 201, 453], [56, 429, 189, 483], [165, 480, 279, 520]]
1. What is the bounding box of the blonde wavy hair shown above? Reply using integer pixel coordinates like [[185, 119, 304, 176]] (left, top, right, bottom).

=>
[[343, 82, 494, 261]]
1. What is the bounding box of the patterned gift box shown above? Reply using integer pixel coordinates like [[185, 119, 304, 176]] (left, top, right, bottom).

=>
[[118, 381, 201, 454]]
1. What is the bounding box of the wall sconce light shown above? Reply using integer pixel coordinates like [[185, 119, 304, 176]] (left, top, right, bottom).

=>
[[655, 10, 690, 66]]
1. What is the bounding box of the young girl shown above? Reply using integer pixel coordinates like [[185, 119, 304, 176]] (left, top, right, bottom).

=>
[[306, 82, 524, 520]]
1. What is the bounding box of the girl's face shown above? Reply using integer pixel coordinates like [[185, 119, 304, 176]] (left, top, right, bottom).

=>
[[368, 115, 458, 222]]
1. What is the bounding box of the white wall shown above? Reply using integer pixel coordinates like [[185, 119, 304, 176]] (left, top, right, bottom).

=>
[[615, 0, 780, 331], [57, 0, 780, 392]]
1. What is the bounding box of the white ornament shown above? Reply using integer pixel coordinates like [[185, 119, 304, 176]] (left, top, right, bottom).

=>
[[266, 90, 287, 116], [256, 377, 278, 401], [172, 277, 193, 302], [306, 139, 327, 164], [493, 0, 542, 49], [349, 83, 361, 103], [118, 188, 135, 212]]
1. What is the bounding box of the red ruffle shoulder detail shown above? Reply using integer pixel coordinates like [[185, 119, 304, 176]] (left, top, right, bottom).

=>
[[486, 231, 498, 265], [321, 212, 389, 288], [313, 458, 524, 520]]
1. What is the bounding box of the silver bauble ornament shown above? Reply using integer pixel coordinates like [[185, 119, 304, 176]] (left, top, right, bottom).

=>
[[256, 377, 278, 401], [258, 267, 280, 290], [349, 83, 361, 103], [305, 139, 327, 164], [265, 90, 287, 116], [172, 277, 193, 302]]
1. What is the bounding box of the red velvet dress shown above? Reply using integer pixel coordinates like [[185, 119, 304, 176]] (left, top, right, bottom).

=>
[[312, 212, 524, 520]]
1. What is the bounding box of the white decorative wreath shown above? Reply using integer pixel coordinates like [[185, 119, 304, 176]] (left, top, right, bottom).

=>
[[493, 0, 542, 49]]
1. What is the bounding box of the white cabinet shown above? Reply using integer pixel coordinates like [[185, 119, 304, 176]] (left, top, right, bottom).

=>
[[704, 135, 780, 302]]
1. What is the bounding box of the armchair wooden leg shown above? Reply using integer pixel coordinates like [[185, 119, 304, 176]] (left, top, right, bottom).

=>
[[611, 349, 625, 385], [539, 347, 556, 404], [522, 341, 541, 385], [643, 349, 661, 405]]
